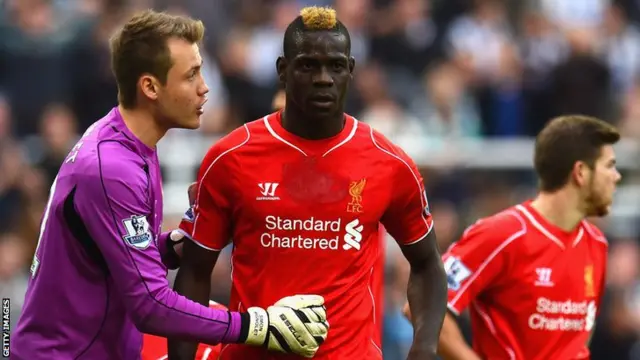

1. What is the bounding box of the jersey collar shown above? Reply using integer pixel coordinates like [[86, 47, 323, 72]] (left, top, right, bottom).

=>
[[111, 107, 156, 159], [264, 111, 358, 157], [518, 200, 583, 249]]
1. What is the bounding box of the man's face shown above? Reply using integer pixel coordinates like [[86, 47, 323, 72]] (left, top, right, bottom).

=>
[[583, 145, 621, 217], [278, 31, 354, 117], [156, 38, 209, 129]]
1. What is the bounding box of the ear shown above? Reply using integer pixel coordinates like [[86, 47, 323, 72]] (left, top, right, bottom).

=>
[[276, 56, 287, 84], [571, 160, 591, 187], [348, 56, 356, 77], [139, 74, 160, 102]]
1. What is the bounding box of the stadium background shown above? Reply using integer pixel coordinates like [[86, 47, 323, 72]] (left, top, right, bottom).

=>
[[1, 0, 640, 358]]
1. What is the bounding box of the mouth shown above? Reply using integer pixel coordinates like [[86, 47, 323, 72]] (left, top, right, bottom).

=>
[[309, 94, 335, 107], [196, 98, 208, 115]]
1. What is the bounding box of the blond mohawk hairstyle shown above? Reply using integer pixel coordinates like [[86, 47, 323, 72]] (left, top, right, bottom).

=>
[[300, 6, 338, 30], [282, 5, 351, 59]]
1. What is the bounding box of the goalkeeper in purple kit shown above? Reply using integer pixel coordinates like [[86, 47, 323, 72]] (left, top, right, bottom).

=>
[[11, 10, 328, 360]]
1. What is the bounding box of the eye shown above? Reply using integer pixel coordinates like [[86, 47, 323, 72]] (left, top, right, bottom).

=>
[[332, 62, 345, 70]]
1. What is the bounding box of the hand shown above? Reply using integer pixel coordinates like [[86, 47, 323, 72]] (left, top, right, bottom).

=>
[[244, 294, 329, 358]]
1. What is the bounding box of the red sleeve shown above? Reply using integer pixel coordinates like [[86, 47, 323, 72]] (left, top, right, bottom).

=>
[[380, 148, 433, 246], [179, 126, 250, 251], [444, 211, 526, 315]]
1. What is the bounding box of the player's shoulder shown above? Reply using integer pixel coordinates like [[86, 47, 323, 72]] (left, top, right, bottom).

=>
[[201, 122, 252, 164], [460, 207, 528, 245], [580, 220, 609, 247], [445, 207, 526, 265], [360, 120, 411, 159], [66, 124, 149, 197], [210, 122, 253, 153], [70, 117, 148, 186], [353, 118, 420, 174]]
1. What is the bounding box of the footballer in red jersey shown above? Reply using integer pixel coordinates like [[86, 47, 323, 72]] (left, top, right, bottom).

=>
[[141, 301, 226, 360], [169, 6, 448, 360], [404, 115, 621, 360], [274, 82, 385, 351]]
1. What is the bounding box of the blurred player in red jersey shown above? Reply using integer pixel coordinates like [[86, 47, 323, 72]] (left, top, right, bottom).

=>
[[169, 6, 447, 360], [404, 115, 621, 360], [141, 301, 226, 360]]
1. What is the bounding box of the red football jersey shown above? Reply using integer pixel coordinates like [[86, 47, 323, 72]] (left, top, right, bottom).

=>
[[181, 112, 433, 359], [443, 201, 607, 360], [140, 301, 226, 360]]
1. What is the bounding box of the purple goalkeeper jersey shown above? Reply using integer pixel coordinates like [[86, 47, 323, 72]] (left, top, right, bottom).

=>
[[12, 108, 243, 359]]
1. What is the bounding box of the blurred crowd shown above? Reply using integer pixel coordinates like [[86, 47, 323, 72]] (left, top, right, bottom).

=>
[[2, 0, 640, 358]]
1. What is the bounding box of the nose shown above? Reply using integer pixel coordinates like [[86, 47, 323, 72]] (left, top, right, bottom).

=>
[[313, 67, 334, 87], [615, 168, 622, 183], [199, 75, 210, 96]]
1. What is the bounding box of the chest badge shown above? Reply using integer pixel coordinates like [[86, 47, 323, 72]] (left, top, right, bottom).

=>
[[584, 265, 595, 297], [347, 178, 366, 213]]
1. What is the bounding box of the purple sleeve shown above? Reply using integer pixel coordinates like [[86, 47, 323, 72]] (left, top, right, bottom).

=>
[[74, 142, 247, 345]]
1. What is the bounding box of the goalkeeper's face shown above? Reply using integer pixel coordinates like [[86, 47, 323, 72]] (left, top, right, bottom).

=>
[[155, 38, 209, 130]]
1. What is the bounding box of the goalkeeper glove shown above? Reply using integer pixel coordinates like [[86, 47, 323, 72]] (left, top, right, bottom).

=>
[[241, 295, 329, 358]]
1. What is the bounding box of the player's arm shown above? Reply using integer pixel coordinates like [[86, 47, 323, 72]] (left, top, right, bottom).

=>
[[169, 241, 220, 359], [401, 305, 479, 360], [381, 157, 446, 358], [75, 142, 246, 345], [168, 143, 233, 359], [400, 229, 448, 358]]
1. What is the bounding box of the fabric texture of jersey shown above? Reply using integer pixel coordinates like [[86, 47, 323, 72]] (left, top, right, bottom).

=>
[[443, 201, 607, 360], [180, 112, 433, 359], [141, 301, 227, 360], [12, 108, 242, 360]]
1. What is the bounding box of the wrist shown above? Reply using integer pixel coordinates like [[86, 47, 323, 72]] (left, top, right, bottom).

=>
[[241, 307, 268, 346], [237, 311, 251, 343]]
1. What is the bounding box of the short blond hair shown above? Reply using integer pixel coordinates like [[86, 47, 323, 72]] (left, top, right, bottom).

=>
[[283, 6, 350, 59], [110, 10, 205, 108], [300, 6, 337, 30]]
